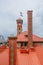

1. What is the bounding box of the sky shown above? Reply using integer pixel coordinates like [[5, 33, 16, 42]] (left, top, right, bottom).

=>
[[0, 0, 43, 39]]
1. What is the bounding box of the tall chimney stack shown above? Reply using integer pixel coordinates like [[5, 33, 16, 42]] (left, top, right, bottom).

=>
[[27, 10, 33, 48], [16, 18, 23, 35], [8, 36, 17, 65]]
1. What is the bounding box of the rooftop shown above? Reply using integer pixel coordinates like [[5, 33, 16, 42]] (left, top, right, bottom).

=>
[[17, 31, 43, 42], [0, 46, 43, 65]]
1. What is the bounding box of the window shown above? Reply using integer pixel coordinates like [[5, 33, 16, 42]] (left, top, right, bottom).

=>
[[21, 42, 27, 47], [21, 43, 23, 46], [17, 42, 28, 48], [24, 42, 27, 46]]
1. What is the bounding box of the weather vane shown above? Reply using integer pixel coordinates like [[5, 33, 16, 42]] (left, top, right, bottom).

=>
[[20, 12, 23, 17]]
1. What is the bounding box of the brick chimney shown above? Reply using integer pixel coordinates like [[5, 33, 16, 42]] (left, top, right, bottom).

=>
[[16, 18, 23, 35], [8, 36, 17, 65], [27, 11, 33, 48]]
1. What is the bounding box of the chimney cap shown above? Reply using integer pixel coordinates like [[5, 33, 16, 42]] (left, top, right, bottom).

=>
[[16, 17, 23, 21], [16, 17, 23, 24], [8, 36, 17, 39], [8, 34, 17, 39], [27, 10, 33, 14]]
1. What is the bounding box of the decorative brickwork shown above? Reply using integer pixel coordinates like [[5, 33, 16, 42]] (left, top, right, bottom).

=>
[[8, 36, 17, 65], [27, 11, 33, 48], [16, 18, 23, 35]]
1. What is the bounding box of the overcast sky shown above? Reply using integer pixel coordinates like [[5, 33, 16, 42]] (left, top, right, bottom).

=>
[[0, 0, 43, 39]]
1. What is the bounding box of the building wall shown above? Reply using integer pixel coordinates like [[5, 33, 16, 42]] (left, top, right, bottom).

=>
[[17, 42, 28, 48], [33, 42, 43, 46], [17, 42, 43, 48], [17, 43, 21, 48]]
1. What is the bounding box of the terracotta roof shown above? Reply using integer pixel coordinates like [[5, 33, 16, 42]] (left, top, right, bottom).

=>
[[17, 31, 28, 42], [17, 46, 43, 65], [0, 47, 43, 65], [35, 46, 43, 65], [17, 31, 43, 42], [0, 45, 6, 52], [17, 48, 41, 65], [0, 48, 9, 65]]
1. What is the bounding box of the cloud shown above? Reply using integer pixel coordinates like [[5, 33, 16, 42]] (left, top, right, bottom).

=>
[[33, 7, 43, 37], [0, 0, 43, 39]]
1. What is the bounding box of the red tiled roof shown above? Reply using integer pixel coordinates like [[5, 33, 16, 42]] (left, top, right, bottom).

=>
[[0, 45, 6, 52], [33, 35, 43, 42], [17, 48, 41, 65], [17, 46, 43, 65], [0, 46, 43, 65], [0, 48, 9, 65], [35, 46, 43, 65], [17, 31, 43, 42], [17, 31, 28, 42]]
